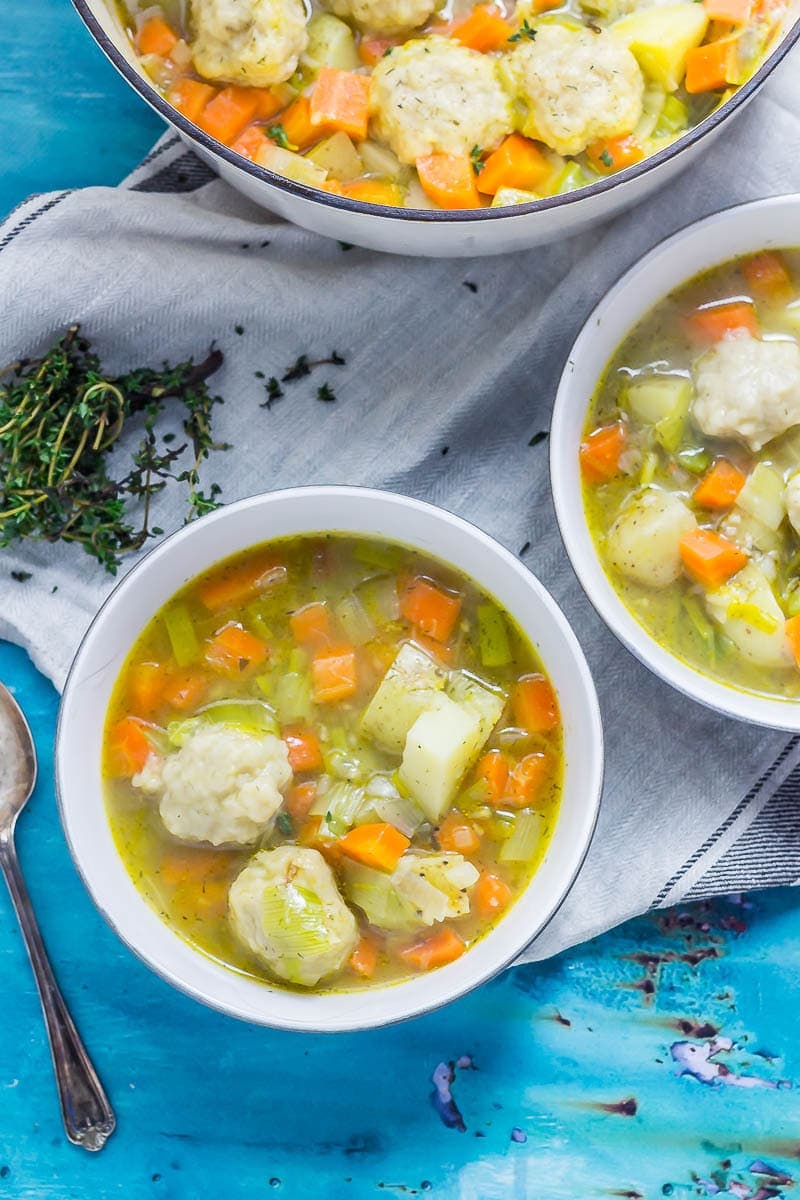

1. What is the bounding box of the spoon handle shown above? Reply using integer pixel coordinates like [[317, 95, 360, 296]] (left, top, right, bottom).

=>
[[0, 836, 116, 1151]]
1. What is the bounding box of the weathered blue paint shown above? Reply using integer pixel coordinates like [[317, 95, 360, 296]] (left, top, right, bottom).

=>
[[4, 11, 800, 1194]]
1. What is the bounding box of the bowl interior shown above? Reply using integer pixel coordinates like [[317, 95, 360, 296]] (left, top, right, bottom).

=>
[[57, 487, 602, 1030], [551, 194, 800, 731]]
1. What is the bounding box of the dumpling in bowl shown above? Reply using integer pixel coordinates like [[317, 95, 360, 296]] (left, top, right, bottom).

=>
[[323, 0, 436, 35], [229, 847, 359, 986], [190, 0, 309, 86]]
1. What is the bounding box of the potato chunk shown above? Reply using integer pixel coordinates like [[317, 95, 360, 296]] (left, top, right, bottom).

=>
[[606, 490, 697, 589]]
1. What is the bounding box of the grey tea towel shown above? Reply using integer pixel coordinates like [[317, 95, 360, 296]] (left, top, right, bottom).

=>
[[2, 60, 800, 966]]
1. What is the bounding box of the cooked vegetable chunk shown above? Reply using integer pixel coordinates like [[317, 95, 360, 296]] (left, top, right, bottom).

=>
[[360, 642, 446, 751], [369, 37, 513, 164], [343, 852, 479, 930], [133, 724, 292, 845], [229, 846, 359, 985], [606, 490, 697, 588], [786, 472, 800, 537], [508, 25, 644, 157], [691, 332, 800, 452], [190, 0, 309, 86], [704, 563, 792, 668], [400, 695, 487, 822], [323, 0, 435, 34], [611, 4, 709, 91]]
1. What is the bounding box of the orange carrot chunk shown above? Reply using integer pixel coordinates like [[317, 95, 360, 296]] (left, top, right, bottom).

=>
[[338, 180, 405, 206], [679, 528, 748, 589], [204, 623, 268, 675], [475, 749, 510, 804], [506, 753, 551, 808], [474, 871, 513, 917], [128, 661, 167, 716], [693, 459, 747, 509], [785, 615, 800, 668], [399, 927, 467, 971], [279, 95, 319, 149], [107, 717, 154, 778], [587, 134, 644, 175], [168, 78, 217, 124], [476, 134, 551, 196], [400, 577, 462, 643], [704, 0, 752, 20], [579, 421, 627, 483], [230, 125, 270, 162], [349, 935, 380, 977], [290, 601, 332, 647], [513, 675, 560, 733], [685, 38, 737, 93], [199, 555, 285, 611], [198, 86, 260, 145], [437, 812, 482, 855], [162, 669, 208, 711], [416, 154, 482, 210], [310, 68, 371, 140], [283, 725, 324, 772], [741, 251, 794, 302], [338, 822, 411, 872], [358, 36, 398, 65], [452, 5, 512, 51], [311, 644, 358, 703], [411, 633, 456, 665], [285, 781, 318, 822], [685, 300, 759, 342], [136, 15, 179, 57]]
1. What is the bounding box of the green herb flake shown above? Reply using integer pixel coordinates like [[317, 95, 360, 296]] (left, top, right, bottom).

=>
[[317, 382, 337, 403], [470, 145, 485, 175], [11, 570, 32, 583], [276, 811, 293, 837], [599, 149, 614, 168], [267, 124, 297, 151], [508, 18, 537, 41]]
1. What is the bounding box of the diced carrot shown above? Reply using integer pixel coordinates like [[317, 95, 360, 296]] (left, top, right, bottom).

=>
[[400, 577, 462, 643], [349, 934, 381, 977], [204, 623, 268, 675], [512, 675, 560, 733], [506, 753, 550, 808], [452, 6, 512, 51], [252, 88, 285, 120], [230, 125, 270, 162], [685, 38, 737, 93], [162, 668, 208, 711], [283, 725, 324, 772], [310, 68, 371, 140], [704, 0, 752, 21], [474, 871, 513, 917], [417, 154, 482, 210], [476, 749, 510, 804], [160, 848, 232, 887], [279, 96, 319, 149], [579, 421, 627, 483], [285, 781, 318, 822], [531, 0, 563, 10], [358, 36, 398, 65], [107, 716, 154, 778], [311, 643, 358, 703], [437, 812, 482, 855], [338, 180, 405, 206], [785, 615, 800, 667], [411, 634, 455, 665], [476, 134, 551, 196], [741, 251, 793, 302], [399, 927, 466, 971], [198, 86, 260, 145], [685, 300, 759, 342], [338, 822, 411, 872], [198, 555, 285, 611], [128, 661, 167, 716], [290, 601, 332, 647], [297, 815, 343, 866], [167, 78, 217, 124], [136, 15, 179, 57], [679, 528, 748, 588], [193, 878, 231, 919], [693, 459, 747, 509], [587, 134, 644, 175]]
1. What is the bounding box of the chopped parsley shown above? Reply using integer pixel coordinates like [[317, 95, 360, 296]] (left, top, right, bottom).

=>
[[470, 145, 485, 176], [317, 382, 337, 403], [599, 149, 614, 168], [267, 124, 297, 151], [276, 812, 293, 837], [508, 18, 537, 41], [260, 377, 284, 410]]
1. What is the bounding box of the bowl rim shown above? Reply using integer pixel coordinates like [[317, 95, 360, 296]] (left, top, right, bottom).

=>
[[550, 193, 800, 731], [72, 0, 800, 224], [55, 484, 604, 1030]]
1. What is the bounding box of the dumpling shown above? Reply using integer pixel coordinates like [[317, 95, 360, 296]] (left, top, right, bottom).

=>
[[692, 331, 800, 452], [323, 0, 435, 35], [190, 0, 309, 86]]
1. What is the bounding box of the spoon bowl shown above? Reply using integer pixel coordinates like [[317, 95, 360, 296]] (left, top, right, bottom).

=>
[[0, 683, 37, 832]]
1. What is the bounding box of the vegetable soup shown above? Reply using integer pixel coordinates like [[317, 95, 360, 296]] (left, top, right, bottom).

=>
[[583, 249, 800, 700], [104, 534, 563, 991], [117, 0, 789, 211]]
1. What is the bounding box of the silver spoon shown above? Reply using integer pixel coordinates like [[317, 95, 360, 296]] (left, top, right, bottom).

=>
[[0, 682, 115, 1151]]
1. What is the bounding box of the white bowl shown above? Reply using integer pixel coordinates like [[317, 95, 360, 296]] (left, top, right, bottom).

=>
[[72, 0, 800, 257], [551, 194, 800, 731], [56, 486, 603, 1030]]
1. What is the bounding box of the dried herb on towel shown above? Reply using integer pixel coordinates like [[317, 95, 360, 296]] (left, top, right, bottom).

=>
[[0, 325, 227, 574]]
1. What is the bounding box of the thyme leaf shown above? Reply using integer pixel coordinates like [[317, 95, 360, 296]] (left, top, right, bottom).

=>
[[508, 18, 537, 40]]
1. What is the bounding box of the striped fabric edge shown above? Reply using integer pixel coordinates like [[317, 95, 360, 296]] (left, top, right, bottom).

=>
[[0, 190, 74, 254], [122, 134, 215, 194], [650, 735, 800, 910]]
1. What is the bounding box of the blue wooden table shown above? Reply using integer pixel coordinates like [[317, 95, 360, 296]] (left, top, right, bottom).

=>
[[3, 6, 800, 1197]]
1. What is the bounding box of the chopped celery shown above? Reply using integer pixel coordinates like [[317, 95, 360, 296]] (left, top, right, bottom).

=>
[[499, 811, 544, 863], [324, 745, 368, 782], [358, 574, 401, 623], [342, 861, 419, 931], [354, 542, 403, 572], [656, 94, 689, 136], [288, 647, 307, 673], [163, 604, 199, 667], [482, 814, 516, 841], [634, 83, 667, 143], [245, 602, 272, 640], [681, 593, 716, 666], [357, 779, 425, 836], [785, 584, 800, 618], [726, 601, 780, 634], [477, 604, 513, 668], [639, 451, 659, 485], [456, 778, 493, 815], [314, 780, 364, 835], [167, 699, 278, 747], [551, 162, 590, 195], [735, 463, 785, 531], [334, 593, 375, 645], [272, 670, 313, 723], [676, 447, 711, 475]]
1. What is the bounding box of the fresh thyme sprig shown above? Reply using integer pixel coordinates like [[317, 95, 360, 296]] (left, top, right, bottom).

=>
[[0, 325, 227, 574]]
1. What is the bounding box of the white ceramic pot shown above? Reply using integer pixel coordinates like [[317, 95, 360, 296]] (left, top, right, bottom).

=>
[[73, 0, 800, 257], [56, 487, 603, 1030], [551, 194, 800, 731]]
